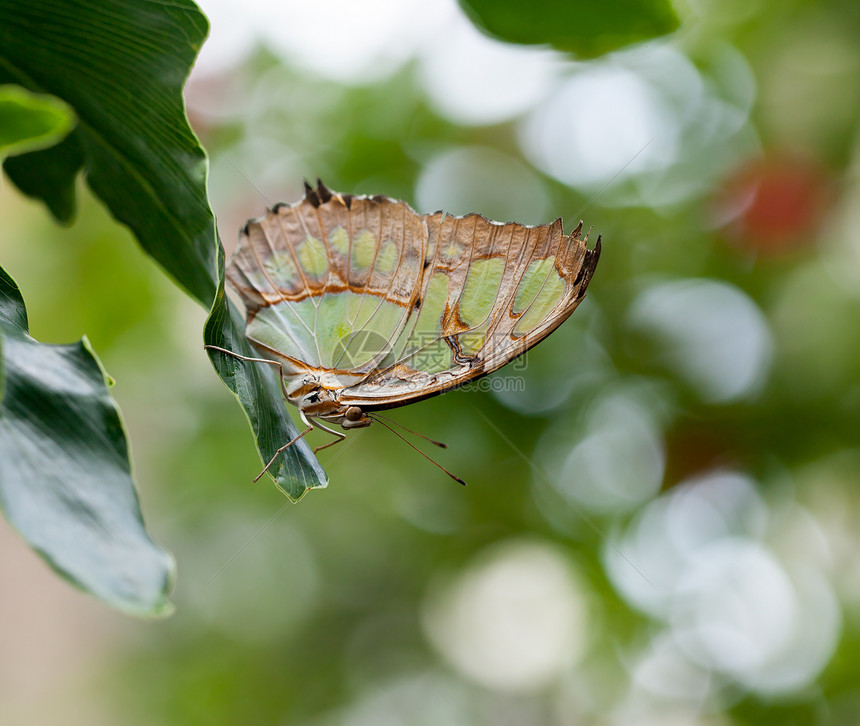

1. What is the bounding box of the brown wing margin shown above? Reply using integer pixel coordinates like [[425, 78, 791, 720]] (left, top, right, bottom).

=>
[[226, 181, 425, 309]]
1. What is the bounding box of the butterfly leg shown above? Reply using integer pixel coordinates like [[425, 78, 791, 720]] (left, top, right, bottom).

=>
[[253, 424, 313, 482], [310, 420, 347, 453], [204, 344, 290, 401]]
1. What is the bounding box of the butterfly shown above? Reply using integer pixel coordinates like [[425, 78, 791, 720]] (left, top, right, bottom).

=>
[[209, 180, 600, 482]]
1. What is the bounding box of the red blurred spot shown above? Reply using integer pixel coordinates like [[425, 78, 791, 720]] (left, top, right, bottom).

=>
[[713, 155, 832, 255], [662, 425, 744, 490]]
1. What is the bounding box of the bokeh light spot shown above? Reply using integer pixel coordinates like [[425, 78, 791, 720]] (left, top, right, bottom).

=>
[[415, 146, 549, 223], [537, 390, 665, 515], [628, 279, 773, 403], [422, 540, 588, 693], [418, 11, 563, 126]]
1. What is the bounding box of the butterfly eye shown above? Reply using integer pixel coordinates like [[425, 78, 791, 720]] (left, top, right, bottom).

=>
[[345, 406, 364, 422]]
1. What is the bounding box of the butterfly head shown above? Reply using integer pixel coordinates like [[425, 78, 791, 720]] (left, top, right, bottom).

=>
[[288, 376, 371, 430]]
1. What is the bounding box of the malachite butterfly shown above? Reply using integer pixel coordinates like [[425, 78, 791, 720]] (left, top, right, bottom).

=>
[[214, 180, 600, 480]]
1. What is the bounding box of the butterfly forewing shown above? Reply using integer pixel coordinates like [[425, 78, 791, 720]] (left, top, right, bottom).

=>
[[226, 186, 429, 385], [340, 210, 599, 408]]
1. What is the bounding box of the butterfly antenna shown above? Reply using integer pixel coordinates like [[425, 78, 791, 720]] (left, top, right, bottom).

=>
[[369, 415, 466, 486], [370, 413, 448, 448]]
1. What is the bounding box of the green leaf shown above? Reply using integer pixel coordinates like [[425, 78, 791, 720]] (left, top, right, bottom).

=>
[[458, 0, 680, 58], [0, 264, 28, 333], [0, 0, 217, 306], [203, 245, 329, 502], [2, 132, 83, 224], [0, 0, 325, 497], [0, 266, 175, 616], [0, 84, 74, 157]]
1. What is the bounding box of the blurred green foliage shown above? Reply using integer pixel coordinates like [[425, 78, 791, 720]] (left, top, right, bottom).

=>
[[459, 0, 679, 58], [0, 85, 73, 156]]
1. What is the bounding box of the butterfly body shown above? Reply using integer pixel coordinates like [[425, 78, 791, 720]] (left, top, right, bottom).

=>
[[226, 180, 600, 438], [285, 374, 371, 429]]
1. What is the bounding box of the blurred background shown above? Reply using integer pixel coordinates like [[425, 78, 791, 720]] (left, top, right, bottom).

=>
[[3, 0, 860, 723]]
